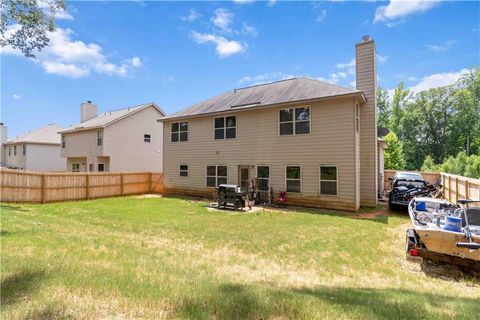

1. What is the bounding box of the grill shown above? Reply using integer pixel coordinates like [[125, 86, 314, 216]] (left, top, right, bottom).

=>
[[217, 184, 247, 210]]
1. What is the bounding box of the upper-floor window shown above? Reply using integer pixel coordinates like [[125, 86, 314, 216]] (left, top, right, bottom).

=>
[[61, 135, 66, 148], [144, 134, 151, 143], [279, 106, 310, 135], [13, 145, 16, 156], [171, 122, 188, 142], [320, 166, 338, 196], [214, 116, 236, 140], [8, 146, 11, 156], [22, 145, 26, 156], [97, 130, 103, 146]]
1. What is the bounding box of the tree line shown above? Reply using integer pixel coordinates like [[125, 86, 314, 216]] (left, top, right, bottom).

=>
[[380, 67, 480, 178]]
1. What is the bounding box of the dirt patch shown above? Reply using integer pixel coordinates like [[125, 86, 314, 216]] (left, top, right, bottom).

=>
[[356, 207, 389, 219]]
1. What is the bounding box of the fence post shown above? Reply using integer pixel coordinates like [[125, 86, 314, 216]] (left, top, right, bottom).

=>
[[120, 173, 124, 196], [149, 172, 153, 193], [85, 174, 90, 200], [465, 180, 469, 200], [41, 174, 46, 204]]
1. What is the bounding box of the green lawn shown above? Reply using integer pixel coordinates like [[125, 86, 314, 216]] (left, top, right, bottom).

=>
[[1, 196, 479, 319]]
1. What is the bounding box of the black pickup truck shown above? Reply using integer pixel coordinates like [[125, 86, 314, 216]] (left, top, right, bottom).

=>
[[388, 172, 430, 211]]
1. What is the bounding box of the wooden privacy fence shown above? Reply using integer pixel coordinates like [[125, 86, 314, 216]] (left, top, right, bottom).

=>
[[441, 172, 480, 204], [0, 169, 164, 203], [384, 169, 441, 191], [384, 169, 480, 203]]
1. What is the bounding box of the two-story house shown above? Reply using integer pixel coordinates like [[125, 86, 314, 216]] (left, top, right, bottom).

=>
[[59, 102, 166, 172], [3, 123, 66, 171], [159, 37, 380, 210]]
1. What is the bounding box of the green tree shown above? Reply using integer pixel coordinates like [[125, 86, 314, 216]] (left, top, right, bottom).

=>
[[384, 131, 406, 170], [1, 0, 65, 58], [421, 155, 439, 172], [389, 82, 411, 137], [377, 87, 390, 128]]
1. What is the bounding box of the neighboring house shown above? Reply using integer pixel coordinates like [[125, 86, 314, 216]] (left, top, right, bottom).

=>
[[0, 123, 7, 167], [160, 36, 379, 210], [4, 123, 66, 171], [59, 101, 165, 172]]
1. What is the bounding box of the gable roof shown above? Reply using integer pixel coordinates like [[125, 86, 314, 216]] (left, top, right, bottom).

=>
[[59, 103, 165, 134], [162, 77, 365, 120], [6, 123, 63, 145]]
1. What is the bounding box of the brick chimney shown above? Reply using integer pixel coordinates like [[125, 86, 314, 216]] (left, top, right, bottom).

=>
[[356, 35, 378, 207], [80, 101, 98, 123]]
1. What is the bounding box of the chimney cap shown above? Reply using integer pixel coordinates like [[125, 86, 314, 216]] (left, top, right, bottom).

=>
[[362, 35, 373, 42]]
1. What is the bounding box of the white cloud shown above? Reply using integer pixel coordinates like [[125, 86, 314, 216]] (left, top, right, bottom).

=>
[[191, 31, 245, 58], [409, 68, 468, 94], [377, 53, 387, 63], [1, 27, 142, 78], [242, 23, 258, 37], [374, 0, 440, 24], [211, 8, 234, 32], [267, 0, 277, 6], [38, 0, 74, 20], [182, 9, 201, 22], [316, 9, 327, 22], [427, 39, 456, 51], [12, 94, 21, 100], [233, 0, 255, 4], [238, 72, 297, 85], [42, 61, 90, 78], [336, 58, 356, 75]]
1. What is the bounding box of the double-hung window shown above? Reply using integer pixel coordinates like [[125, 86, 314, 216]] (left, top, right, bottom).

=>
[[180, 165, 188, 177], [97, 130, 103, 146], [61, 135, 66, 148], [214, 116, 236, 139], [257, 166, 270, 190], [279, 107, 310, 135], [206, 165, 227, 187], [144, 134, 151, 142], [320, 166, 338, 196], [286, 166, 301, 193], [8, 146, 11, 156], [171, 122, 188, 142], [22, 145, 26, 156], [13, 146, 16, 156]]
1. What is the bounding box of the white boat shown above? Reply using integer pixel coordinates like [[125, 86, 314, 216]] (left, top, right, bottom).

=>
[[406, 197, 480, 269]]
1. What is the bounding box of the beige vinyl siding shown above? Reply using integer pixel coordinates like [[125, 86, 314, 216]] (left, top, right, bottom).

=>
[[25, 144, 66, 171], [5, 143, 26, 169], [164, 97, 358, 210], [61, 129, 103, 158], [356, 40, 378, 206], [104, 105, 163, 172]]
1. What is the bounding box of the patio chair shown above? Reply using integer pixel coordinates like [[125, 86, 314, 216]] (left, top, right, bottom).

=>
[[271, 190, 287, 208]]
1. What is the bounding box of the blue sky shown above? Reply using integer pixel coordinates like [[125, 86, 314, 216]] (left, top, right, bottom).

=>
[[2, 0, 479, 137]]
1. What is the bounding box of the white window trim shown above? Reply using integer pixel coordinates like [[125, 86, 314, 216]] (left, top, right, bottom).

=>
[[206, 165, 228, 187], [278, 105, 311, 136], [256, 164, 270, 190], [171, 121, 189, 143], [61, 135, 66, 148], [285, 165, 302, 194], [213, 115, 237, 140], [179, 164, 188, 177], [319, 165, 339, 196]]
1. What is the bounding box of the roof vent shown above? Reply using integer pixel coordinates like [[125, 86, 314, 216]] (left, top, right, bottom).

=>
[[87, 100, 92, 104], [362, 35, 372, 42]]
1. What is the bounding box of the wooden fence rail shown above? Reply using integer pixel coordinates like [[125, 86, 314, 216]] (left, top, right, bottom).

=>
[[384, 169, 480, 203], [0, 169, 164, 203]]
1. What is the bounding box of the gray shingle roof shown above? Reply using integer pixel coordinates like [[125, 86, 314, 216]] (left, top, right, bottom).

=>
[[6, 123, 63, 145], [165, 77, 363, 119], [59, 103, 165, 133]]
